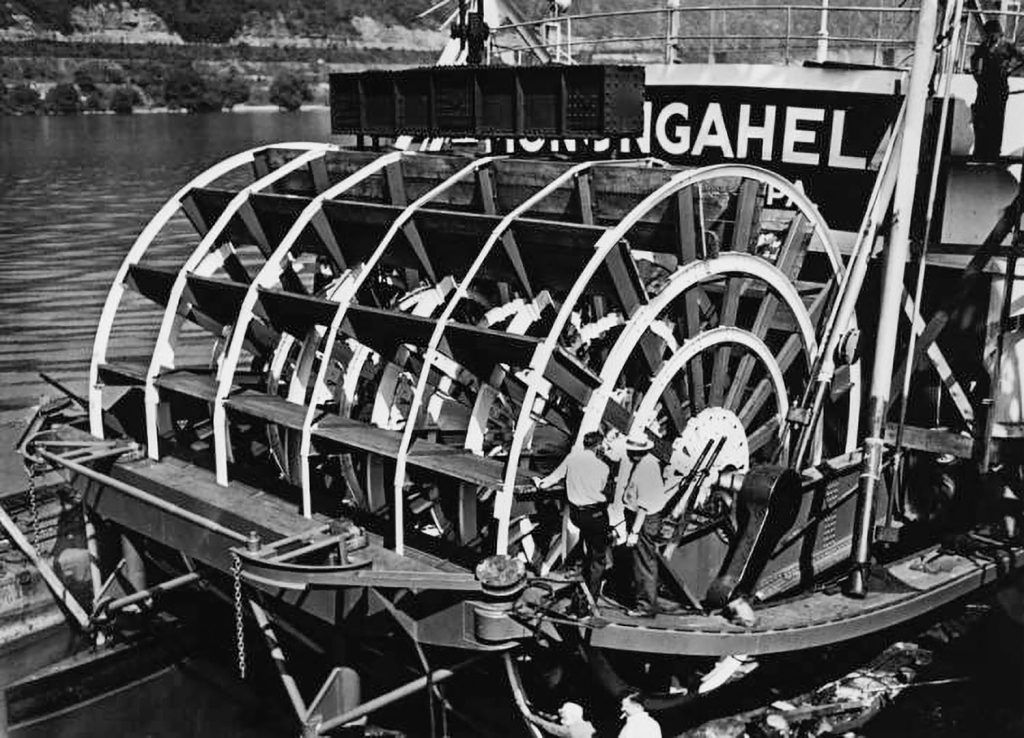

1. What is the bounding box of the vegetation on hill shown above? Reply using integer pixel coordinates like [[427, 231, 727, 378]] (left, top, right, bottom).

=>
[[0, 57, 257, 114], [268, 71, 309, 112], [0, 81, 42, 113], [7, 0, 441, 41]]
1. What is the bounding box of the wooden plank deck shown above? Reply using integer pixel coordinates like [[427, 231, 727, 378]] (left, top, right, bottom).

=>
[[584, 546, 1023, 656]]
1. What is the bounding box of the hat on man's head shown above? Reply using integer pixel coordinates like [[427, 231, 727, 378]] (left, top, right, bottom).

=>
[[624, 432, 654, 452], [984, 19, 1003, 34], [558, 702, 584, 723]]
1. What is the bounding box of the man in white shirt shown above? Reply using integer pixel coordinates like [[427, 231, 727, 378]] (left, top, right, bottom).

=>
[[622, 433, 670, 617], [536, 431, 611, 613], [526, 701, 596, 738], [617, 692, 662, 738]]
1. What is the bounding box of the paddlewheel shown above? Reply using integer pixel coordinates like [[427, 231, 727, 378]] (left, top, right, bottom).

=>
[[62, 124, 1024, 731], [89, 145, 859, 572]]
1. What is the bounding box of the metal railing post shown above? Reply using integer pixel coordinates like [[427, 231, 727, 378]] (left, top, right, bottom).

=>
[[708, 9, 715, 63], [665, 0, 681, 64], [817, 0, 830, 63], [785, 6, 793, 63], [847, 0, 939, 599], [566, 14, 573, 63], [875, 6, 884, 65]]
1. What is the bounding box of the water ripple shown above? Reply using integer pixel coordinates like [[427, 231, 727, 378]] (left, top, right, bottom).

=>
[[0, 111, 332, 409]]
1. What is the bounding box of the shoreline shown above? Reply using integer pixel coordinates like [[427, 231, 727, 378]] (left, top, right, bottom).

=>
[[2, 103, 331, 117], [137, 103, 329, 114]]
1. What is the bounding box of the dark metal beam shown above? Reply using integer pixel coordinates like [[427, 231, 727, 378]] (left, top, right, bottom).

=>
[[330, 65, 644, 139]]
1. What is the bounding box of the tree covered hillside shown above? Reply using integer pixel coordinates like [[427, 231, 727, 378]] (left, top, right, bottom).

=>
[[3, 0, 442, 42]]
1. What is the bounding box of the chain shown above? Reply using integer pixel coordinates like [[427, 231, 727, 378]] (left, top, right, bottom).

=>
[[231, 552, 246, 679], [24, 463, 40, 550]]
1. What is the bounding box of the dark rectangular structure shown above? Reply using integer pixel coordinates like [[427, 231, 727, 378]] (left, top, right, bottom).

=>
[[330, 65, 645, 139]]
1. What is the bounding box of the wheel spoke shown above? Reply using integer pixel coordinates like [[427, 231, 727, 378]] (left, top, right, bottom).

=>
[[725, 213, 809, 412], [748, 415, 781, 455], [675, 187, 709, 412], [776, 212, 811, 278], [731, 179, 762, 253], [709, 276, 743, 406], [739, 333, 802, 426], [676, 309, 706, 413]]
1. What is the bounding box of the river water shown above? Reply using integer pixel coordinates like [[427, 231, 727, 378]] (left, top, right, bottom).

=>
[[0, 110, 333, 410]]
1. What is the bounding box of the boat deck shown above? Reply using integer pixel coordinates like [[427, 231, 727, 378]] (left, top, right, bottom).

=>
[[566, 546, 1023, 656]]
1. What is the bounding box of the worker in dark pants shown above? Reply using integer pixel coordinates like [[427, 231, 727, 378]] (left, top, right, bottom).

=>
[[622, 433, 668, 618], [535, 431, 611, 615], [972, 20, 1023, 161]]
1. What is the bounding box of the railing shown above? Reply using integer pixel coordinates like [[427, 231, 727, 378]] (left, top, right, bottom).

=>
[[490, 3, 923, 67]]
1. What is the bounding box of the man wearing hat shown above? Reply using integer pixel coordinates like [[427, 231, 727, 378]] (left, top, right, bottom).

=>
[[971, 19, 1023, 160], [535, 431, 612, 615], [622, 432, 669, 617]]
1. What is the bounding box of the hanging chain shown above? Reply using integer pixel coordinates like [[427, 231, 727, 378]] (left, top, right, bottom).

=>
[[231, 552, 246, 679], [23, 463, 40, 550]]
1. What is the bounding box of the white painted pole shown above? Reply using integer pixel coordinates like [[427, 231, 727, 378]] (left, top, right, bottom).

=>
[[847, 0, 939, 598], [817, 0, 830, 63], [666, 0, 681, 64]]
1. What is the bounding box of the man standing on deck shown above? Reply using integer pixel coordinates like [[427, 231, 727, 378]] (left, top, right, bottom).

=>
[[972, 19, 1023, 160], [617, 692, 662, 738], [535, 431, 611, 615], [526, 701, 596, 738], [622, 433, 669, 618]]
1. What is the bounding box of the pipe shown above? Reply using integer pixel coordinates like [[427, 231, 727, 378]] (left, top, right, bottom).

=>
[[83, 506, 104, 614], [790, 101, 906, 469], [35, 447, 250, 545], [100, 571, 200, 615], [847, 0, 939, 598], [316, 655, 488, 734], [249, 599, 307, 722], [891, 0, 965, 508]]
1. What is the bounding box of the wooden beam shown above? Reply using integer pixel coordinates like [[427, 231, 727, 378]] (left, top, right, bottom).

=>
[[218, 245, 254, 285], [725, 213, 811, 412], [180, 193, 210, 237], [731, 179, 762, 254], [748, 416, 781, 455], [309, 157, 331, 193], [604, 241, 648, 315], [710, 276, 744, 407], [605, 243, 688, 432], [385, 161, 438, 283], [251, 152, 271, 181], [310, 210, 347, 271], [739, 332, 803, 427], [576, 170, 596, 225], [238, 200, 307, 293], [889, 293, 977, 429], [239, 199, 274, 257], [0, 502, 90, 629], [890, 190, 1023, 410], [676, 188, 707, 413], [882, 422, 975, 458], [477, 167, 534, 298]]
